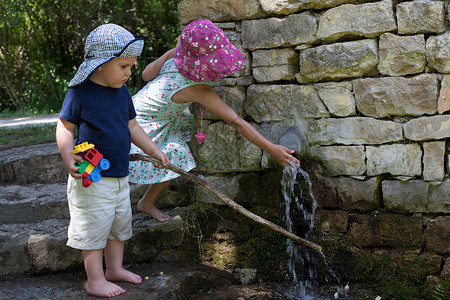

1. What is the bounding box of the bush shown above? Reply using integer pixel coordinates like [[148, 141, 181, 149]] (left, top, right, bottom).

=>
[[0, 0, 182, 114]]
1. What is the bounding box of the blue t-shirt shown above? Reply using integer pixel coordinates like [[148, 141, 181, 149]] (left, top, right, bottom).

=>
[[59, 80, 137, 178]]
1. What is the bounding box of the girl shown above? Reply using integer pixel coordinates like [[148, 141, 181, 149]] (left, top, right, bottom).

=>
[[129, 19, 299, 222]]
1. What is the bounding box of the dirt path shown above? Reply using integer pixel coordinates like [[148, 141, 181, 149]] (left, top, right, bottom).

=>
[[0, 114, 59, 129]]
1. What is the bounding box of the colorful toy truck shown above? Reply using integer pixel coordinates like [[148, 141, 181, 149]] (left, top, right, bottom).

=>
[[72, 142, 110, 188]]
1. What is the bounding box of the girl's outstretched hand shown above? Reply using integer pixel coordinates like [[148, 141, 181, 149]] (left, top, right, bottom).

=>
[[270, 144, 300, 168]]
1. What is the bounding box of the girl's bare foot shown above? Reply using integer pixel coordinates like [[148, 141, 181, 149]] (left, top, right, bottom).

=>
[[105, 268, 142, 285], [137, 199, 170, 222], [85, 278, 126, 298]]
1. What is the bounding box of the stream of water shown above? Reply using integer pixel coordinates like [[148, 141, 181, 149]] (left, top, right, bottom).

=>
[[280, 165, 339, 299]]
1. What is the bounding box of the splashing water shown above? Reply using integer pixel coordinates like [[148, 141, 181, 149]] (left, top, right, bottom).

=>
[[280, 164, 338, 299]]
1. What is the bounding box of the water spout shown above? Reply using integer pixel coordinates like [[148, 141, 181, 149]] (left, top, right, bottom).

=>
[[279, 127, 308, 158]]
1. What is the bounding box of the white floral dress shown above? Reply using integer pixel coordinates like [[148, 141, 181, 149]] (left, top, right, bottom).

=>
[[129, 58, 208, 184]]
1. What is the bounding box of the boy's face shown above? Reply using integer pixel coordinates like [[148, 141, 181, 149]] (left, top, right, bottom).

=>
[[92, 56, 137, 88]]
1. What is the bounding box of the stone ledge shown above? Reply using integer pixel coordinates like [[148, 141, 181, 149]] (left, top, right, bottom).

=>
[[0, 209, 188, 276]]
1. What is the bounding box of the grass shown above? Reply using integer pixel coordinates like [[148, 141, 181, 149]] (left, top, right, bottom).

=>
[[0, 124, 57, 150]]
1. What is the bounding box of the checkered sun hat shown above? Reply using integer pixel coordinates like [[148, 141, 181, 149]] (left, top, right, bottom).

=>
[[69, 24, 144, 87]]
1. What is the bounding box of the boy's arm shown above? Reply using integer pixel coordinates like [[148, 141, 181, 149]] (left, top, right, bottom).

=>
[[129, 118, 169, 166], [142, 48, 176, 82], [56, 118, 83, 179]]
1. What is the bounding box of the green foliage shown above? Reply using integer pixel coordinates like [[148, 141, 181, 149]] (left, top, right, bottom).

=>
[[431, 280, 450, 300], [433, 281, 445, 300], [0, 0, 182, 113]]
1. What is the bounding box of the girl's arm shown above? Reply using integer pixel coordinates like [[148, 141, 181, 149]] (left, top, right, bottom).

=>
[[55, 118, 83, 179], [142, 48, 176, 82], [129, 118, 169, 165], [173, 85, 300, 168]]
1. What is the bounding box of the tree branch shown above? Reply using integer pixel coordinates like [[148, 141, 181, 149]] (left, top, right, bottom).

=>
[[129, 154, 323, 253]]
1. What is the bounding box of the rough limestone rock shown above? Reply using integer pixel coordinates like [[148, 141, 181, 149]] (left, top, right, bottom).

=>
[[403, 115, 450, 141], [442, 258, 450, 280], [241, 13, 318, 50], [308, 117, 403, 145], [314, 209, 349, 233], [0, 183, 68, 224], [177, 0, 265, 24], [346, 213, 424, 247], [366, 144, 422, 177], [316, 0, 397, 43], [245, 84, 329, 122], [397, 0, 446, 34], [0, 143, 67, 184], [438, 75, 450, 114], [252, 48, 298, 82], [27, 231, 81, 273], [423, 141, 446, 181], [297, 39, 378, 83], [334, 176, 381, 212], [192, 86, 246, 120], [309, 145, 365, 176], [353, 74, 438, 118], [377, 33, 426, 76], [426, 32, 450, 73], [260, 0, 357, 14], [428, 180, 450, 213], [0, 222, 35, 275], [194, 174, 241, 205], [425, 216, 450, 254], [190, 122, 262, 173], [226, 34, 252, 78], [314, 82, 356, 117], [382, 179, 450, 213], [448, 154, 450, 177], [383, 180, 429, 213]]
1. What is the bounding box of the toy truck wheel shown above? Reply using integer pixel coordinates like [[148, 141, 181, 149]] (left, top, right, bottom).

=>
[[89, 171, 101, 182], [99, 158, 110, 171]]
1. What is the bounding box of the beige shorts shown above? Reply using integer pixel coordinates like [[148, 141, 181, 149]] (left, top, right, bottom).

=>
[[66, 176, 132, 250]]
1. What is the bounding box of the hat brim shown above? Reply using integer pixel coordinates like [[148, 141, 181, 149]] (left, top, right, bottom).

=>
[[69, 38, 144, 87], [173, 42, 246, 82]]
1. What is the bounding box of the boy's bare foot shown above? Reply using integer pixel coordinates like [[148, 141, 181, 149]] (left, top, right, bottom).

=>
[[85, 278, 126, 298], [137, 200, 170, 222], [105, 268, 142, 285]]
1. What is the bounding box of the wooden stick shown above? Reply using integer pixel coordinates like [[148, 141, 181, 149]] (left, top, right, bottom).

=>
[[129, 154, 323, 252]]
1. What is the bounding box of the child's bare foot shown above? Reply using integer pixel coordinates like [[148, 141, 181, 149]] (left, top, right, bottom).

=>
[[137, 200, 170, 222], [85, 278, 126, 297], [105, 268, 142, 285]]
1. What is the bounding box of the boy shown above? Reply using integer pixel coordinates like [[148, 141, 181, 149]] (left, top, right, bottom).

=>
[[56, 24, 168, 297]]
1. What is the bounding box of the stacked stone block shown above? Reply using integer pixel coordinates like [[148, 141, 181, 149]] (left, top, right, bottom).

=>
[[178, 0, 449, 285]]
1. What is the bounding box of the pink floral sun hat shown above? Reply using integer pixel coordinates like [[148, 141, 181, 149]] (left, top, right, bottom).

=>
[[174, 19, 246, 82]]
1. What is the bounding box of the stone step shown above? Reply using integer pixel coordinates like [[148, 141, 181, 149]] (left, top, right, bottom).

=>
[[0, 208, 188, 277], [0, 179, 194, 225], [0, 143, 67, 184], [0, 183, 69, 224], [0, 261, 237, 299]]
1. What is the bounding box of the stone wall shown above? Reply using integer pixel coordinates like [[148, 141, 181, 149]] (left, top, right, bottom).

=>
[[178, 0, 449, 289]]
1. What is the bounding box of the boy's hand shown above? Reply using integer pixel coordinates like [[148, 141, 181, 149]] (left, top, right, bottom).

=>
[[150, 149, 169, 168], [66, 153, 84, 179]]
